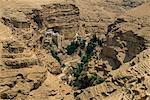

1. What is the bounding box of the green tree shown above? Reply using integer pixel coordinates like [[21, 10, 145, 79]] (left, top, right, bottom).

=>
[[50, 46, 61, 63], [66, 41, 79, 55]]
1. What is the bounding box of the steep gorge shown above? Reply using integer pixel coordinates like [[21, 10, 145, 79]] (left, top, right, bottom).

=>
[[0, 1, 150, 100]]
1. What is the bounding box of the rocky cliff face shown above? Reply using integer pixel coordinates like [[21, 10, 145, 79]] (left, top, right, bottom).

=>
[[76, 2, 150, 100], [0, 39, 47, 99], [78, 48, 150, 100], [0, 0, 150, 100]]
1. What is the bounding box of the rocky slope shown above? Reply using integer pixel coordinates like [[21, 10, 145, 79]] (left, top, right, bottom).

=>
[[0, 0, 150, 100], [77, 2, 150, 100]]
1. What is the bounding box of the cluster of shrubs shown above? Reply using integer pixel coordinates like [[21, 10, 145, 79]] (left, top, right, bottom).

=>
[[50, 46, 61, 63], [66, 36, 86, 55], [43, 43, 62, 65], [66, 41, 79, 55], [43, 33, 105, 89], [70, 34, 105, 89], [71, 63, 104, 89]]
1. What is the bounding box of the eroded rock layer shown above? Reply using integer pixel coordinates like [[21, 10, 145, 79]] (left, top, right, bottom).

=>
[[0, 0, 150, 100]]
